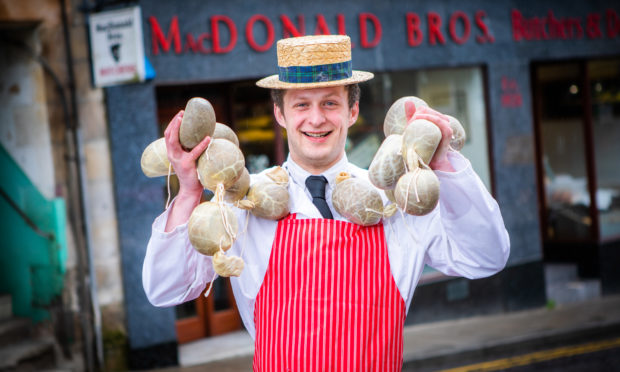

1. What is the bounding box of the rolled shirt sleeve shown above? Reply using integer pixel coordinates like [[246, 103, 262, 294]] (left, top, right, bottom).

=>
[[423, 152, 510, 279], [142, 199, 216, 307]]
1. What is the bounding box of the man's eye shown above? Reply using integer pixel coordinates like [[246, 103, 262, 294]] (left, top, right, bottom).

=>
[[325, 101, 338, 106]]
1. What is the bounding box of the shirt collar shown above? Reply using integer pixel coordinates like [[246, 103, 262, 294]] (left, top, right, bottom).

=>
[[283, 154, 350, 190]]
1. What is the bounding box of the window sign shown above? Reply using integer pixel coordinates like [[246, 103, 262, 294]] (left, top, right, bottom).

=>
[[89, 6, 146, 87]]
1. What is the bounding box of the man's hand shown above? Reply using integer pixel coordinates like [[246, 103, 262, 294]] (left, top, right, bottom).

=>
[[404, 101, 455, 172], [164, 110, 211, 197], [164, 110, 211, 232]]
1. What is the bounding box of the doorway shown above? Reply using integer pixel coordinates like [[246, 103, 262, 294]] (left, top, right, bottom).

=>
[[532, 58, 620, 277]]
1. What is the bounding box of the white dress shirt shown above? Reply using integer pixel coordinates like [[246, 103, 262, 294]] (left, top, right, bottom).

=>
[[142, 151, 510, 339]]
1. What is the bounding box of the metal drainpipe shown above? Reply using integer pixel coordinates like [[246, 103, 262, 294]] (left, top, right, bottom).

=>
[[59, 0, 104, 369]]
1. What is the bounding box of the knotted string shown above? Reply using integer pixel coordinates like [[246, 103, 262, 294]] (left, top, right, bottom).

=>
[[215, 183, 237, 242], [404, 167, 422, 210], [203, 182, 241, 298], [364, 205, 397, 219], [364, 207, 385, 215], [204, 269, 218, 298], [203, 236, 226, 298]]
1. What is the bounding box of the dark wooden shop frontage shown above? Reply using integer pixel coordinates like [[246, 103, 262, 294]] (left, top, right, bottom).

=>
[[103, 0, 620, 367]]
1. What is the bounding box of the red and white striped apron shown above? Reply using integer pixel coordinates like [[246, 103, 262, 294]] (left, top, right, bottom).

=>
[[253, 213, 406, 371]]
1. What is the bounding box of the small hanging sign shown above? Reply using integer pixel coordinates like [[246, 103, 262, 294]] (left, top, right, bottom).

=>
[[89, 6, 148, 87]]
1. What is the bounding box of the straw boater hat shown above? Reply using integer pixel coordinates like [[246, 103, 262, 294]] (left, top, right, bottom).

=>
[[256, 34, 374, 89]]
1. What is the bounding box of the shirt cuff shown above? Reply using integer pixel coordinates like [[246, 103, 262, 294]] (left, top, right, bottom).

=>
[[435, 152, 490, 220], [434, 151, 474, 180], [151, 197, 189, 238]]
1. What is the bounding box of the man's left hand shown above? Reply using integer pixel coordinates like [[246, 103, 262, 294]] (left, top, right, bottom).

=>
[[405, 101, 455, 172]]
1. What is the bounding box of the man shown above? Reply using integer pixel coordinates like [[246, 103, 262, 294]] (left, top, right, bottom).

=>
[[143, 35, 510, 371]]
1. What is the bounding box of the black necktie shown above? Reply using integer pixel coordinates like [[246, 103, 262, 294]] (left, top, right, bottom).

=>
[[305, 175, 333, 219]]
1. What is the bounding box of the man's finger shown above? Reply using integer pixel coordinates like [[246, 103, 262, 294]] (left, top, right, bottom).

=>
[[413, 113, 450, 128], [413, 106, 449, 121], [414, 113, 453, 144], [164, 110, 182, 137], [405, 100, 416, 122], [165, 111, 184, 147], [189, 136, 211, 160]]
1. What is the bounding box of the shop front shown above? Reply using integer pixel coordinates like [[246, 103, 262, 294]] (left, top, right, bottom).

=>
[[533, 58, 620, 287], [103, 0, 620, 367]]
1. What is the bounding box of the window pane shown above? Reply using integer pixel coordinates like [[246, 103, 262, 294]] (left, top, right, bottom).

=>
[[415, 68, 491, 189], [231, 82, 284, 173], [175, 301, 197, 320], [589, 59, 620, 239], [213, 278, 232, 311], [537, 63, 592, 240], [351, 67, 491, 190], [346, 73, 385, 168]]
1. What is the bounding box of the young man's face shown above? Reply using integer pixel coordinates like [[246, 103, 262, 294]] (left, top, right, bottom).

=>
[[274, 85, 359, 174]]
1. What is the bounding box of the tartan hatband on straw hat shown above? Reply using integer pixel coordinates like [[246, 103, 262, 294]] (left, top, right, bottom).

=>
[[256, 35, 374, 89]]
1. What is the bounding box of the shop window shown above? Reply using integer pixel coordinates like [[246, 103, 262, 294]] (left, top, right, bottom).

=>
[[590, 59, 620, 239], [155, 80, 279, 202], [353, 67, 492, 190], [230, 81, 286, 173], [352, 66, 491, 283], [536, 63, 592, 241], [534, 58, 620, 242]]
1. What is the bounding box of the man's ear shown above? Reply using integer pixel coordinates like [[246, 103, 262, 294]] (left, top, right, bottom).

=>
[[274, 103, 286, 128], [348, 101, 360, 128]]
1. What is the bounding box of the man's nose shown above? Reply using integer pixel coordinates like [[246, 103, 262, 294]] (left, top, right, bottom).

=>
[[307, 105, 326, 126]]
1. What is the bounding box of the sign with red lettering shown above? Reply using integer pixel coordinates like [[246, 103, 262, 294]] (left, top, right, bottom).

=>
[[500, 76, 522, 108], [146, 7, 620, 57], [148, 13, 377, 55], [405, 10, 495, 46], [90, 6, 146, 87], [511, 9, 620, 41], [148, 11, 494, 55]]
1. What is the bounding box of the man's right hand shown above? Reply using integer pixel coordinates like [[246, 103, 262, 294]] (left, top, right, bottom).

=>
[[404, 101, 455, 172], [164, 110, 211, 232]]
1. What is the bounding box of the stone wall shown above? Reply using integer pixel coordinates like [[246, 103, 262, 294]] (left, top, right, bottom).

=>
[[0, 0, 126, 368], [0, 28, 55, 199]]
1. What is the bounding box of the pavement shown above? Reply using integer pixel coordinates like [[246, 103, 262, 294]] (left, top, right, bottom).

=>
[[401, 294, 620, 371], [151, 294, 620, 371]]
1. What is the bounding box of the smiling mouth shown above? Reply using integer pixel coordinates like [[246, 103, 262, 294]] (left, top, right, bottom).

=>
[[303, 131, 332, 138]]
